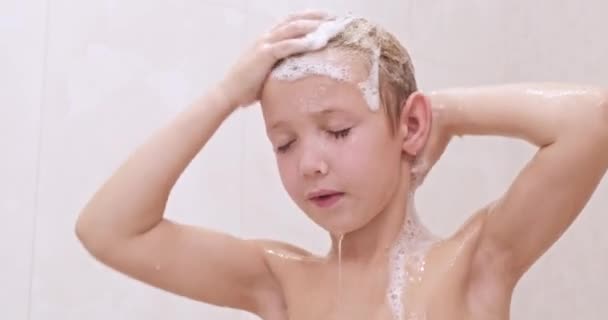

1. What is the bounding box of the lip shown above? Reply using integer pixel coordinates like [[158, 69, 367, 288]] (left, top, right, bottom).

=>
[[307, 190, 345, 208]]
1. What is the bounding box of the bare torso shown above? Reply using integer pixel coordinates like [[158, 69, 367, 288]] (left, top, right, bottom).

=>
[[261, 213, 512, 320]]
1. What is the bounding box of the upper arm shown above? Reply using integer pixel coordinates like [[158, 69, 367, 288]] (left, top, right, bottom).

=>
[[474, 108, 608, 284], [81, 219, 286, 316]]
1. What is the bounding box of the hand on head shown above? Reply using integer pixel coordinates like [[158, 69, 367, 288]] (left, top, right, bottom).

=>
[[218, 11, 336, 109]]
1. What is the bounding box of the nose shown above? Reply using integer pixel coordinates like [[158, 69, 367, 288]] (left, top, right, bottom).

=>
[[298, 142, 329, 178]]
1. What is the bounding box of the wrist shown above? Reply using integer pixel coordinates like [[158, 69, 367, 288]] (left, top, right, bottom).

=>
[[428, 90, 460, 137], [201, 83, 239, 116], [183, 88, 236, 127]]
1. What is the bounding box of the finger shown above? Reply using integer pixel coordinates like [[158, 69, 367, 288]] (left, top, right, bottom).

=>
[[266, 19, 323, 43], [271, 10, 333, 31], [262, 38, 313, 60]]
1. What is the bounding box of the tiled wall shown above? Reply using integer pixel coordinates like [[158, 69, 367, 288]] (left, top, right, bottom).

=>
[[2, 0, 607, 319]]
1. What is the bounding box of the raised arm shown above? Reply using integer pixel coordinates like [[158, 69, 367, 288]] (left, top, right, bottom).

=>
[[430, 83, 608, 284], [75, 11, 331, 316]]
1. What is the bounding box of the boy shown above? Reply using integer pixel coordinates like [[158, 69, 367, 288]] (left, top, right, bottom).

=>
[[76, 11, 608, 320]]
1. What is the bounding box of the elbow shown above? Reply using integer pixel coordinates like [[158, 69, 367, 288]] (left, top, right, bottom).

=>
[[74, 212, 98, 255], [74, 213, 92, 247], [74, 211, 113, 259]]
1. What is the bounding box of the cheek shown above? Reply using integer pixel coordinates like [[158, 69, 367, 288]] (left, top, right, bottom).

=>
[[276, 156, 301, 199], [339, 129, 399, 177], [338, 129, 403, 211]]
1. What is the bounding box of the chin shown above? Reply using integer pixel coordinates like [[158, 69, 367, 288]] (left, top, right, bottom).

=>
[[311, 212, 371, 236]]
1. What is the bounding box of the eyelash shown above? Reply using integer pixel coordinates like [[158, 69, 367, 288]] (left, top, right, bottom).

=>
[[329, 128, 351, 139], [276, 128, 352, 154]]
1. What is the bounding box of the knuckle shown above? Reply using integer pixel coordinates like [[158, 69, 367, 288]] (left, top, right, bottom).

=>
[[271, 44, 286, 59], [256, 42, 271, 54], [258, 43, 278, 59], [282, 13, 297, 23], [284, 20, 318, 36], [259, 31, 272, 43], [285, 21, 303, 34]]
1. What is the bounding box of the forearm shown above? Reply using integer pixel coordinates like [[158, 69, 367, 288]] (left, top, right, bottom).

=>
[[76, 87, 236, 247], [429, 83, 608, 147]]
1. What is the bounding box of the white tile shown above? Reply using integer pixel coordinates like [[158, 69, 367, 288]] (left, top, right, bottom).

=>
[[403, 0, 514, 89], [501, 1, 608, 84], [244, 0, 412, 43], [0, 1, 47, 319], [31, 1, 248, 319], [512, 181, 608, 318], [416, 137, 532, 237]]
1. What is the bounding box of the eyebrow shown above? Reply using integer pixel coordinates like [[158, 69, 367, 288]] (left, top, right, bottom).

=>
[[269, 108, 352, 130]]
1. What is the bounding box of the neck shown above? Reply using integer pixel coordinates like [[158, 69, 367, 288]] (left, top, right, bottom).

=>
[[328, 174, 431, 266]]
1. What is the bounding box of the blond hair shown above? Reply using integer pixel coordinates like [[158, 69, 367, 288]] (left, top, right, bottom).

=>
[[326, 18, 418, 133]]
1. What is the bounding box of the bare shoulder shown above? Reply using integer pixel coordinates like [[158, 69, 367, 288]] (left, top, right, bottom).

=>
[[255, 239, 316, 257], [254, 239, 318, 272], [244, 239, 319, 318], [451, 209, 489, 242], [446, 206, 511, 280], [436, 208, 488, 258], [419, 208, 513, 317]]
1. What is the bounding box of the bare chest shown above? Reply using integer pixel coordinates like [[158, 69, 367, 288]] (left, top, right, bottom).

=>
[[271, 237, 508, 320]]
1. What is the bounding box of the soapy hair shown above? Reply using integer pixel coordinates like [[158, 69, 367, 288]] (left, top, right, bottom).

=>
[[325, 17, 418, 133]]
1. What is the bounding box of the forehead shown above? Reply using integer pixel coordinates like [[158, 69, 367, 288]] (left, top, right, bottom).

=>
[[270, 49, 370, 83], [261, 49, 372, 118]]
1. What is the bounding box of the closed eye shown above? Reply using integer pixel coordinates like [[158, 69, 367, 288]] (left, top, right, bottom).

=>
[[276, 128, 351, 153], [277, 140, 295, 153], [329, 128, 351, 139]]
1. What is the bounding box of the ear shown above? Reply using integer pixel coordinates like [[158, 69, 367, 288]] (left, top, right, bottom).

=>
[[399, 91, 432, 157]]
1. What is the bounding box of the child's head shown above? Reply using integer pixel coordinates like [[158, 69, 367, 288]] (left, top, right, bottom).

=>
[[260, 17, 432, 235], [324, 17, 419, 133]]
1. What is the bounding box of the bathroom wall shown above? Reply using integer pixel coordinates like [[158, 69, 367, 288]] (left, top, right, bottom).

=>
[[1, 0, 606, 319], [1, 0, 46, 318]]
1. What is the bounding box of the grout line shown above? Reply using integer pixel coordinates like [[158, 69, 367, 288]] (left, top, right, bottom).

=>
[[27, 0, 52, 319], [238, 3, 251, 246], [239, 110, 246, 237]]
